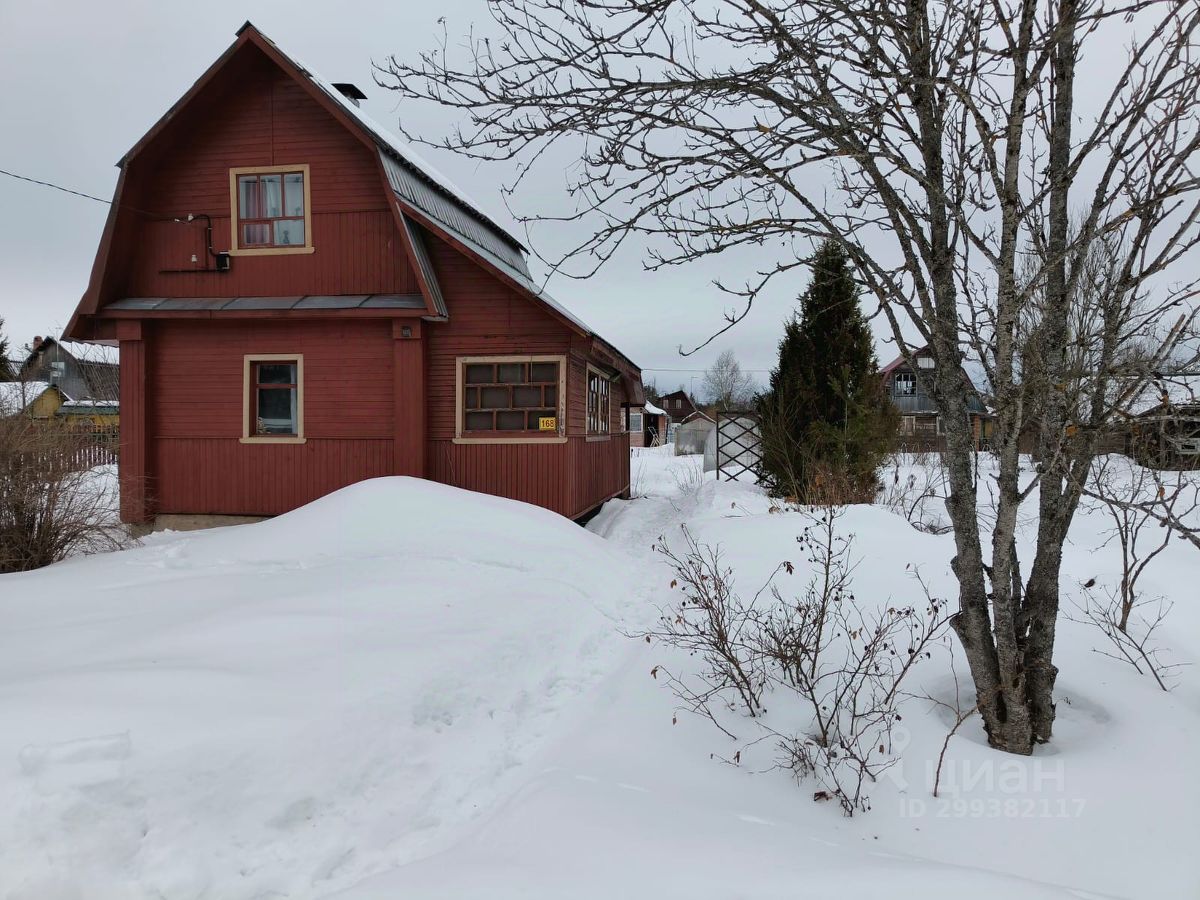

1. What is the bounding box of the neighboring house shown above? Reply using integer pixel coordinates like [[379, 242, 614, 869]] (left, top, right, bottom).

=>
[[64, 23, 642, 527], [660, 389, 699, 421], [674, 411, 716, 456], [0, 381, 64, 419], [1119, 374, 1200, 469], [879, 347, 993, 448], [628, 400, 669, 448], [21, 337, 120, 403]]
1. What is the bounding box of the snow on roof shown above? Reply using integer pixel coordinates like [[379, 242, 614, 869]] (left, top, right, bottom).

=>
[[60, 399, 119, 408], [643, 400, 666, 416], [0, 381, 53, 413]]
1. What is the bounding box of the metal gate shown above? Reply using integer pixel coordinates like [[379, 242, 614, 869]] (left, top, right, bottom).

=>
[[715, 412, 762, 482]]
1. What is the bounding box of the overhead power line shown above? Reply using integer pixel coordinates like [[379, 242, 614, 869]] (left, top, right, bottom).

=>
[[0, 167, 112, 205]]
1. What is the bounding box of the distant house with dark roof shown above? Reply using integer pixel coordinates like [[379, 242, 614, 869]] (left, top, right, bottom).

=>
[[880, 346, 993, 448], [21, 337, 119, 403], [1118, 374, 1200, 469], [659, 390, 699, 422], [64, 22, 643, 527]]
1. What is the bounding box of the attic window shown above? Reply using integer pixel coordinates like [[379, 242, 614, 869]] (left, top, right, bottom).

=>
[[229, 165, 314, 256]]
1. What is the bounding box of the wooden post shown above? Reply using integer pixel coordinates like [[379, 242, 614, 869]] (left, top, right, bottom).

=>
[[393, 318, 426, 478], [116, 320, 152, 524]]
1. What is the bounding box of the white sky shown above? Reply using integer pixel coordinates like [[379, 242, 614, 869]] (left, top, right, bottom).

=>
[[0, 2, 1191, 392]]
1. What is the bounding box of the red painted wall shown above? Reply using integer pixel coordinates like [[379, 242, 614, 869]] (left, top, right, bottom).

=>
[[110, 47, 415, 301], [147, 319, 397, 516]]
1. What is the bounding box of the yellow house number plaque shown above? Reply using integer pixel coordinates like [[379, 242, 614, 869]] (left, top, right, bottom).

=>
[[538, 417, 558, 431]]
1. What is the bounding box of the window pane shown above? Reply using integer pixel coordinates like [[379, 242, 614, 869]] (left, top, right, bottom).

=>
[[261, 175, 283, 217], [513, 385, 542, 408], [284, 173, 304, 216], [256, 387, 296, 434], [465, 364, 493, 385], [543, 385, 557, 407], [464, 387, 479, 409], [274, 218, 305, 247], [257, 363, 296, 384], [530, 362, 557, 383], [496, 410, 525, 431], [464, 411, 493, 431], [480, 386, 509, 409], [242, 222, 270, 246], [238, 176, 260, 218], [497, 363, 525, 384]]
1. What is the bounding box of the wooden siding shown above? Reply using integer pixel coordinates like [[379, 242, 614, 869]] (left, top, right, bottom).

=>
[[95, 36, 637, 525], [153, 438, 394, 515], [150, 320, 394, 440], [430, 433, 631, 519], [144, 319, 406, 516], [115, 48, 416, 300]]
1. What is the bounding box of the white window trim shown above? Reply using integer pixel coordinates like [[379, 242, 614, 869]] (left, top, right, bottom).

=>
[[454, 354, 568, 445], [241, 354, 306, 444], [228, 164, 315, 257]]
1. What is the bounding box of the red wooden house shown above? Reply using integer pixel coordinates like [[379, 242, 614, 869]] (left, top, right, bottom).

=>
[[65, 23, 642, 527]]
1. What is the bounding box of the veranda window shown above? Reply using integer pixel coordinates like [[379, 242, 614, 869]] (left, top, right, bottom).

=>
[[461, 359, 561, 434], [587, 368, 611, 434]]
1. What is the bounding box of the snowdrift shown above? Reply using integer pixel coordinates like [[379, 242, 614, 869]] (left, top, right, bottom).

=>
[[0, 478, 639, 899]]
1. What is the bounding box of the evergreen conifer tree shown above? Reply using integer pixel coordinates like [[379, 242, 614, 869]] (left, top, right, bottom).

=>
[[757, 241, 895, 500]]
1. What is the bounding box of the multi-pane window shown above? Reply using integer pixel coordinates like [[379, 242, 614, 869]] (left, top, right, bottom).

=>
[[251, 360, 300, 436], [629, 411, 643, 434], [587, 369, 611, 434], [233, 168, 309, 250], [894, 372, 917, 397], [462, 360, 560, 433]]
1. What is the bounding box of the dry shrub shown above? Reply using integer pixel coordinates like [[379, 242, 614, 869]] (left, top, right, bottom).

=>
[[645, 507, 949, 815], [0, 415, 123, 572]]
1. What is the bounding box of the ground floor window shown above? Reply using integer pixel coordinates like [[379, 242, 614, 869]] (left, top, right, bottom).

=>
[[457, 356, 565, 439], [587, 367, 611, 434], [629, 411, 643, 434], [242, 355, 304, 442]]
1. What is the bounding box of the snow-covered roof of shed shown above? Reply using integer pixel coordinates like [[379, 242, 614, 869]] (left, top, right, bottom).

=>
[[0, 381, 54, 414], [643, 400, 666, 416]]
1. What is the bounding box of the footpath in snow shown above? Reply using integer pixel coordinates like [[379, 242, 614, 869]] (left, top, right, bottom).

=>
[[0, 450, 1196, 898]]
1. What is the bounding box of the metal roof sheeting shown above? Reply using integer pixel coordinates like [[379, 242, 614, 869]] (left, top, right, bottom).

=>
[[108, 295, 426, 312]]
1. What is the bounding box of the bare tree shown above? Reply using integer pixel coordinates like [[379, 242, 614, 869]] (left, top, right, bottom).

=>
[[702, 349, 755, 411], [380, 1, 1200, 753]]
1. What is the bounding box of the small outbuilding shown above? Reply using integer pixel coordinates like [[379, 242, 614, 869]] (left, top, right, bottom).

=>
[[674, 411, 716, 456], [628, 400, 669, 447]]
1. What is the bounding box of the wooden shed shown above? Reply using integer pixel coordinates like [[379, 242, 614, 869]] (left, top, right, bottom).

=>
[[65, 23, 642, 527]]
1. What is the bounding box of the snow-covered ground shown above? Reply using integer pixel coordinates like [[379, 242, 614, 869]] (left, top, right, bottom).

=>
[[1, 449, 1197, 898]]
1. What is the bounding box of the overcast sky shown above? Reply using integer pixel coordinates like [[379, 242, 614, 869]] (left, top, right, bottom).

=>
[[0, 0, 814, 393], [1, 2, 1191, 392]]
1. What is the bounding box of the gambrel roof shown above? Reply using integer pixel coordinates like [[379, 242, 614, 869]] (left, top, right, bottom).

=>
[[66, 23, 640, 392]]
